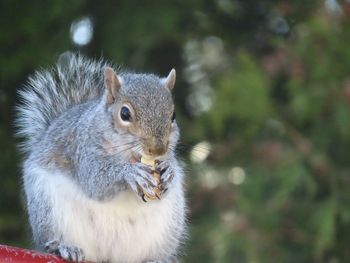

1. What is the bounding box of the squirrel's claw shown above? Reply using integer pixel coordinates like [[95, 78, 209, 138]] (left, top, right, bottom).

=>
[[126, 163, 159, 201], [140, 163, 154, 174], [45, 240, 85, 262], [141, 194, 148, 202], [155, 159, 169, 174], [135, 163, 158, 187], [45, 240, 60, 253], [161, 171, 174, 194], [155, 192, 161, 200], [57, 245, 85, 262], [155, 159, 174, 194]]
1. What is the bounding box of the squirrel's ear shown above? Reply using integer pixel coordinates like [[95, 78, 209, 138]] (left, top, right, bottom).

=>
[[163, 68, 176, 91], [104, 67, 121, 104]]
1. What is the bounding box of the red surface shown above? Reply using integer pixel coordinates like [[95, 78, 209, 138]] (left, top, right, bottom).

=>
[[0, 244, 69, 263]]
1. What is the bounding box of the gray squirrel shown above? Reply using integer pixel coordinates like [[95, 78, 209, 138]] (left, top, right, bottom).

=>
[[16, 53, 186, 263]]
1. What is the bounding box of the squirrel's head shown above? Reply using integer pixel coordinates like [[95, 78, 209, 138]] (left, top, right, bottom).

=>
[[103, 67, 178, 159]]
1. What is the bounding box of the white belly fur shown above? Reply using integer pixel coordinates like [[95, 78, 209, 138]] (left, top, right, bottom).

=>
[[27, 165, 182, 262]]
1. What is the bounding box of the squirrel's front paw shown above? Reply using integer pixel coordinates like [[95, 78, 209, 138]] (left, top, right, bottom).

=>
[[126, 163, 158, 201], [45, 240, 85, 262], [156, 159, 174, 193]]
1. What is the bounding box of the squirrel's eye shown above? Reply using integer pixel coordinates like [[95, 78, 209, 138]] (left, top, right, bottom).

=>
[[120, 106, 131, 122], [171, 111, 176, 122]]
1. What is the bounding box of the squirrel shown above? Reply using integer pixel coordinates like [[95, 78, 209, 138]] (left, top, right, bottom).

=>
[[16, 52, 186, 263]]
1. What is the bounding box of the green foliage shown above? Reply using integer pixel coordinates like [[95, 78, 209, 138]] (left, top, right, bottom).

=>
[[207, 52, 271, 139], [1, 0, 350, 262]]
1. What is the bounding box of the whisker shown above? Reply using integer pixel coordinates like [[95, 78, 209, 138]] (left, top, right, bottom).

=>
[[111, 144, 138, 156], [95, 126, 129, 135], [132, 145, 142, 154], [97, 141, 138, 150], [105, 142, 137, 149]]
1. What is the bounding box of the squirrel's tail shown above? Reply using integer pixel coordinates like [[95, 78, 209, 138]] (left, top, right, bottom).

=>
[[16, 52, 110, 154]]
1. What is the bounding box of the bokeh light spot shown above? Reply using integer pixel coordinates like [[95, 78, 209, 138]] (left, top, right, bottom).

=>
[[228, 167, 246, 185], [190, 141, 211, 163], [70, 17, 93, 46]]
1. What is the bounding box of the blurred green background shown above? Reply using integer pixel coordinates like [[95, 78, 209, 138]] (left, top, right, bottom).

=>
[[1, 0, 350, 262]]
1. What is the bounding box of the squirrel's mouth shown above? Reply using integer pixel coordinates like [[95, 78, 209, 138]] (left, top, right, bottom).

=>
[[130, 151, 166, 164], [130, 152, 142, 164]]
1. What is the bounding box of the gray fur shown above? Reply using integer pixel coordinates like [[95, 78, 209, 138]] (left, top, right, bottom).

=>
[[17, 53, 186, 263], [16, 52, 108, 154]]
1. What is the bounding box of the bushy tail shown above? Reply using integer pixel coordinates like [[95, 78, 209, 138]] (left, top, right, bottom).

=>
[[16, 52, 110, 154]]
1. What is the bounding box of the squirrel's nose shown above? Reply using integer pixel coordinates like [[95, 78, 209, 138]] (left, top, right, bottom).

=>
[[144, 141, 169, 157], [146, 146, 166, 157]]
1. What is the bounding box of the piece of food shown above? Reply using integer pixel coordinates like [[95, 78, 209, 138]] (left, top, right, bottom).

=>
[[141, 156, 162, 201]]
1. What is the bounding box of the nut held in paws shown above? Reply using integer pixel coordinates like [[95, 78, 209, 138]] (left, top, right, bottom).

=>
[[141, 156, 162, 201]]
